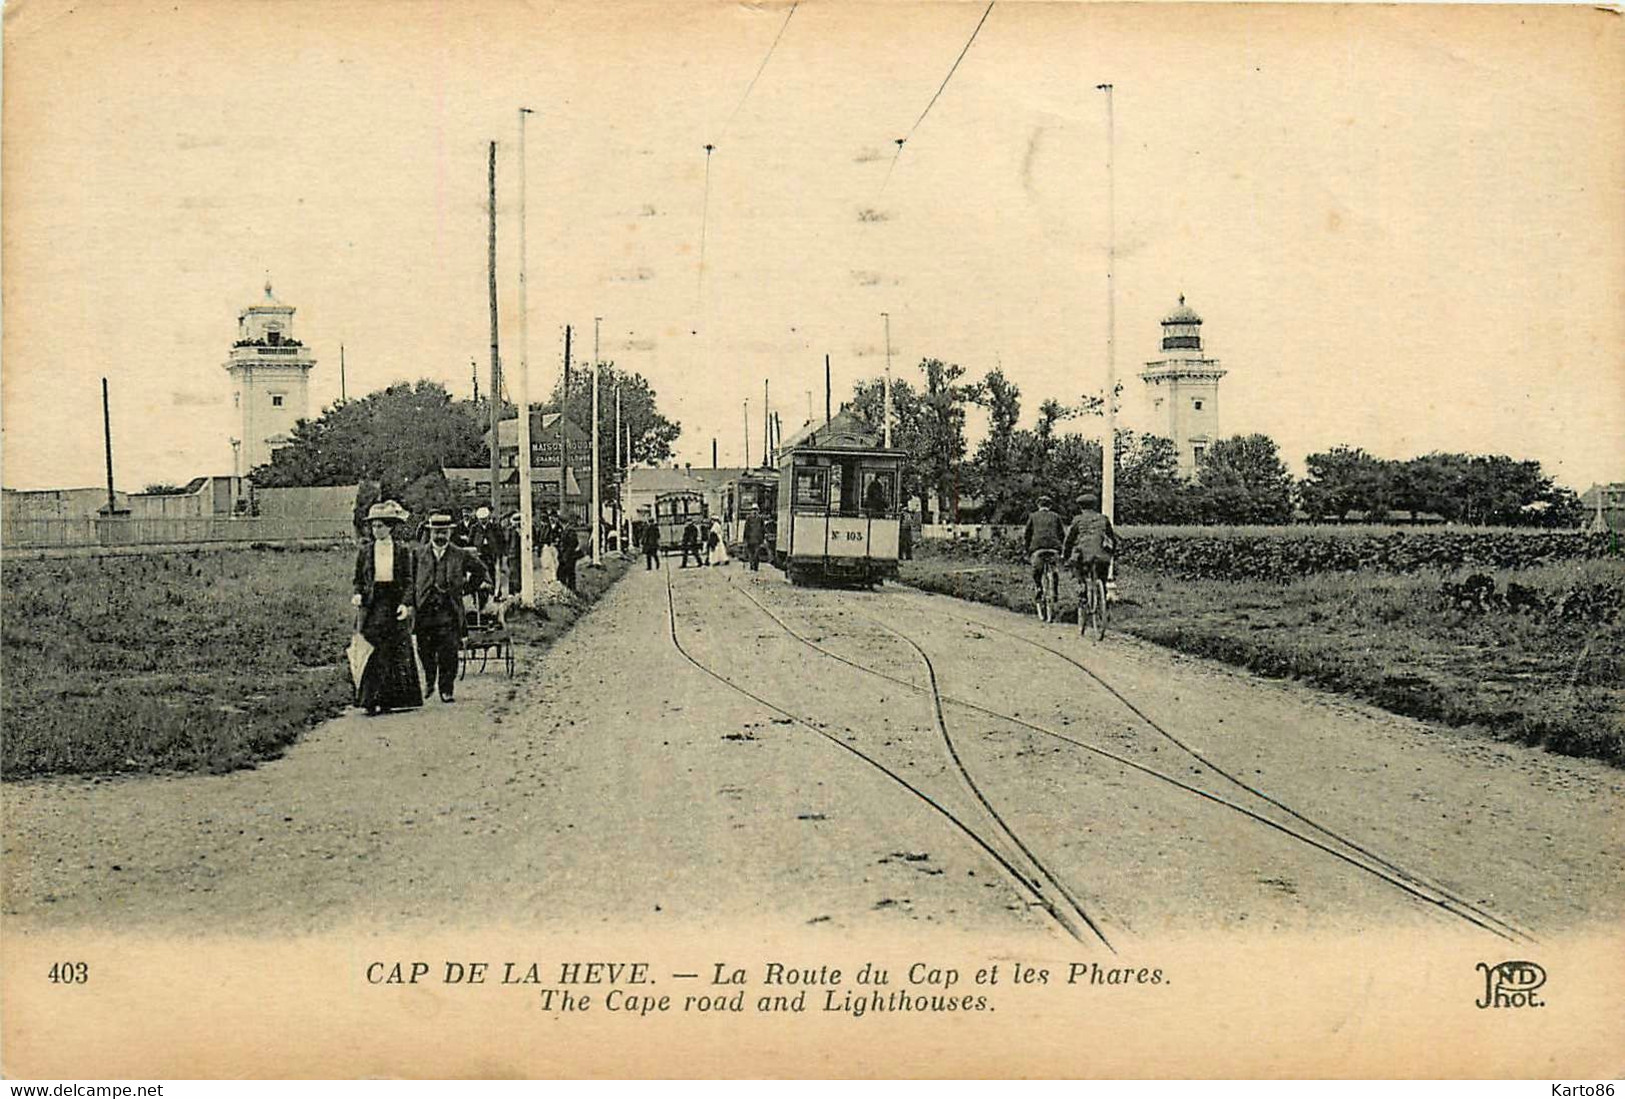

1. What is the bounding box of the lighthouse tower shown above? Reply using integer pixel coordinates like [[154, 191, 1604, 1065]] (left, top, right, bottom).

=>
[[1140, 295, 1226, 478], [224, 281, 316, 475]]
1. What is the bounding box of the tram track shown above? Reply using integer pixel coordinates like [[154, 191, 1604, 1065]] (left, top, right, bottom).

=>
[[920, 603, 1539, 944], [662, 563, 1115, 948], [728, 576, 1529, 943]]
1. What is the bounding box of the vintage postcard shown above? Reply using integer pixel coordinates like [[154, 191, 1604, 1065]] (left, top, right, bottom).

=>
[[3, 0, 1622, 1080]]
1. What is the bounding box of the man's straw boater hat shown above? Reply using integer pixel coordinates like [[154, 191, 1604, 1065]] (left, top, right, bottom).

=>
[[365, 501, 410, 524], [425, 513, 454, 529]]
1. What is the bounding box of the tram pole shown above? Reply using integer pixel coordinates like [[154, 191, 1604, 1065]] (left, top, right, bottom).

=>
[[824, 354, 831, 428], [592, 316, 602, 565], [515, 108, 536, 607], [560, 324, 571, 518], [486, 140, 502, 519], [882, 312, 893, 449], [102, 377, 117, 515], [1098, 82, 1117, 524], [614, 381, 622, 553]]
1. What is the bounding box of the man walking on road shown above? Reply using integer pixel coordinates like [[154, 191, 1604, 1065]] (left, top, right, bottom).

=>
[[680, 519, 701, 568], [640, 521, 662, 571], [414, 513, 490, 703], [742, 509, 766, 572]]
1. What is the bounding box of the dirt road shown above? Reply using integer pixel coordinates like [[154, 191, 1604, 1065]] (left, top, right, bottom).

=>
[[5, 561, 1621, 944]]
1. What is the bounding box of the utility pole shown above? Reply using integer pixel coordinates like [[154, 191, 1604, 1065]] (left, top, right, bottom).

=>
[[882, 312, 893, 448], [824, 354, 832, 427], [560, 324, 571, 517], [763, 379, 770, 468], [1098, 82, 1117, 524], [591, 316, 602, 564], [712, 438, 718, 470], [516, 108, 536, 605], [614, 381, 622, 552], [744, 399, 751, 468], [340, 343, 347, 403], [487, 141, 502, 517], [101, 378, 118, 515], [773, 413, 782, 463]]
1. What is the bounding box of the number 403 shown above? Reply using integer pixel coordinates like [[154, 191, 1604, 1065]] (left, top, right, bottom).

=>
[[48, 961, 89, 984]]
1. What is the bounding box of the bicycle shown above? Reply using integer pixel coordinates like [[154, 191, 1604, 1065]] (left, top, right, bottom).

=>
[[1078, 559, 1109, 640], [1033, 549, 1061, 622]]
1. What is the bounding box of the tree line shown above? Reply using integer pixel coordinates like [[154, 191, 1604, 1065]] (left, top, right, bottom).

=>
[[246, 355, 1586, 529], [847, 359, 1585, 528], [250, 366, 680, 520]]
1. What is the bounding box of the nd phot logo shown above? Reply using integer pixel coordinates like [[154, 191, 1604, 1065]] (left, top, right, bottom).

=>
[[1475, 960, 1546, 1009]]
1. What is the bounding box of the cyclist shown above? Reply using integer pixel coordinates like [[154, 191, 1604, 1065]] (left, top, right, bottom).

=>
[[1064, 491, 1118, 622], [1023, 495, 1066, 616]]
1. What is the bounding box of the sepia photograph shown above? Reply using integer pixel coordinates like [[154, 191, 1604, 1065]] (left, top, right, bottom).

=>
[[2, 0, 1622, 1081]]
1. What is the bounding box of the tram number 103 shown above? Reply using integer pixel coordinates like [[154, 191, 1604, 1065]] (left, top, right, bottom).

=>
[[836, 530, 864, 542]]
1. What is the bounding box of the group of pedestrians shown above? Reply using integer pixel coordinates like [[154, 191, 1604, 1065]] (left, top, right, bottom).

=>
[[352, 502, 491, 714], [678, 517, 730, 569], [352, 500, 594, 716]]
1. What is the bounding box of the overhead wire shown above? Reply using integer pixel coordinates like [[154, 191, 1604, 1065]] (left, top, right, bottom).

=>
[[881, 0, 996, 192], [727, 1, 800, 130]]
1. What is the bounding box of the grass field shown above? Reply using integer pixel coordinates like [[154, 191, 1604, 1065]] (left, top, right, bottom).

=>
[[902, 545, 1625, 767], [2, 546, 629, 779]]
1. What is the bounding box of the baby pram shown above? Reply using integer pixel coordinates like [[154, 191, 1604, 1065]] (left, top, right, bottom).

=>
[[460, 595, 514, 678]]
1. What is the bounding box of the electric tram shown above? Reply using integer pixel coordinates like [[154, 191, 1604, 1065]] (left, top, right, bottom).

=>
[[722, 469, 779, 554], [773, 416, 905, 587], [652, 489, 707, 553]]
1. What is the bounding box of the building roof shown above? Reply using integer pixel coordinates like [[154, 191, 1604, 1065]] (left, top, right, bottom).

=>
[[1162, 294, 1202, 326], [777, 408, 882, 452], [444, 466, 583, 496], [626, 466, 752, 496], [488, 411, 587, 449]]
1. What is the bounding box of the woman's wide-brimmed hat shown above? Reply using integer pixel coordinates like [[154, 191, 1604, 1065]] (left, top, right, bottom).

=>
[[365, 500, 410, 524]]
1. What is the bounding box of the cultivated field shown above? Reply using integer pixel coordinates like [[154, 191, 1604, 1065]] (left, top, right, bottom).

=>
[[904, 531, 1624, 766], [1, 546, 629, 778]]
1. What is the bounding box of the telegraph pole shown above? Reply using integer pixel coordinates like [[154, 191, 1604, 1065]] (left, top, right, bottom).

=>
[[1098, 82, 1117, 523], [824, 355, 832, 427], [591, 316, 602, 565], [487, 141, 502, 517], [340, 343, 348, 403], [743, 399, 751, 468], [102, 378, 118, 515], [614, 381, 622, 552], [763, 379, 771, 467], [516, 108, 536, 605], [560, 324, 571, 516], [882, 312, 893, 448]]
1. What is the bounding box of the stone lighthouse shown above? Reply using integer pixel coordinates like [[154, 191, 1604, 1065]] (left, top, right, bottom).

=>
[[224, 281, 316, 475], [1140, 295, 1226, 478]]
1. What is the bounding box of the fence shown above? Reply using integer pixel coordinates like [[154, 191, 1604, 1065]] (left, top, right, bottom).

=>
[[2, 516, 355, 551], [919, 523, 1023, 542]]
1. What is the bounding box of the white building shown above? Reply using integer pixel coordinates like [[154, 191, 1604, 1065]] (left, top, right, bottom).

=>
[[224, 281, 316, 475], [1140, 295, 1227, 478]]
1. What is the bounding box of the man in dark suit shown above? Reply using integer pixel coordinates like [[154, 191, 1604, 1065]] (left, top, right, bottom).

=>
[[742, 509, 766, 572], [639, 521, 662, 571], [414, 513, 491, 703], [680, 519, 701, 568]]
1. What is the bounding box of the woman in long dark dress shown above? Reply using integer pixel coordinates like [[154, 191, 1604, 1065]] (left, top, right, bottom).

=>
[[352, 500, 423, 715]]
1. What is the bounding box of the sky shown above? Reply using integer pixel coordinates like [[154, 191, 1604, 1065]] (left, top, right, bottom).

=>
[[3, 0, 1621, 493]]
